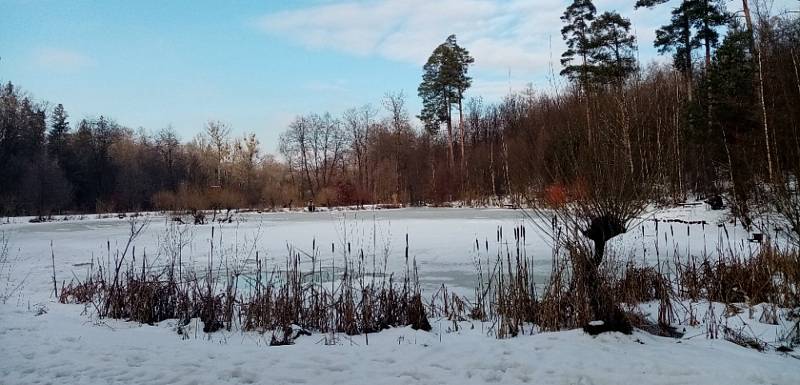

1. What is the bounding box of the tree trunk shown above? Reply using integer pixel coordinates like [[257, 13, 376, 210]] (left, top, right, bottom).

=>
[[430, 137, 437, 199], [592, 239, 606, 264], [501, 130, 511, 200], [742, 0, 773, 181], [704, 1, 713, 133], [683, 14, 694, 103], [619, 93, 634, 175], [704, 0, 712, 71], [792, 48, 800, 98], [446, 95, 455, 174], [395, 123, 401, 203], [459, 95, 466, 193], [674, 71, 684, 196], [720, 122, 741, 224], [300, 143, 314, 199], [581, 52, 592, 145], [580, 238, 606, 324], [583, 214, 625, 323], [742, 0, 754, 34], [490, 139, 497, 197]]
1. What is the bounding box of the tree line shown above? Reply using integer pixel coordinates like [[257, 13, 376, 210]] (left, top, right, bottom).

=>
[[1, 0, 798, 219]]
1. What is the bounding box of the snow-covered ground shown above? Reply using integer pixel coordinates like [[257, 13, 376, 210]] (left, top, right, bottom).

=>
[[1, 206, 798, 384], [2, 302, 798, 385]]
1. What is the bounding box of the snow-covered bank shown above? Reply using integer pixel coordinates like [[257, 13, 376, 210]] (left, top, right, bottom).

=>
[[2, 301, 798, 385]]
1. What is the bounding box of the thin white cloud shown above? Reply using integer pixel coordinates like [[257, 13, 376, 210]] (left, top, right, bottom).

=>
[[32, 48, 94, 72], [256, 2, 553, 106], [254, 0, 566, 74], [256, 0, 784, 99]]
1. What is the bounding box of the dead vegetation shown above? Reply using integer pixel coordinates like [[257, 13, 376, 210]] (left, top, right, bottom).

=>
[[60, 220, 435, 344], [464, 223, 797, 344], [0, 231, 26, 304], [674, 244, 799, 308], [56, 217, 799, 351]]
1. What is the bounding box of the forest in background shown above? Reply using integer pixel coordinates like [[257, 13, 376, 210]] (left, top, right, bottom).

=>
[[1, 0, 799, 221]]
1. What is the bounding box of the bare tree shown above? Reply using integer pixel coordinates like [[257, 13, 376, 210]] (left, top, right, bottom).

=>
[[343, 104, 377, 195], [156, 126, 181, 189], [205, 120, 231, 186], [280, 116, 313, 199], [383, 92, 411, 202], [233, 133, 260, 205], [280, 113, 347, 202]]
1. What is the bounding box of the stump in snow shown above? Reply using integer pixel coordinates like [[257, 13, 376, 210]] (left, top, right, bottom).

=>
[[583, 308, 632, 336]]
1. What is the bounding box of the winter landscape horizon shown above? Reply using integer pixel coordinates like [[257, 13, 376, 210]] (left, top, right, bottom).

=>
[[2, 1, 800, 384]]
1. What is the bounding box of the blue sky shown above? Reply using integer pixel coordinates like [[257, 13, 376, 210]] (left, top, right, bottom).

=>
[[1, 0, 796, 151]]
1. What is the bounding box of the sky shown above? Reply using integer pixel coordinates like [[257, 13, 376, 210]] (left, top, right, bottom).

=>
[[1, 0, 797, 152]]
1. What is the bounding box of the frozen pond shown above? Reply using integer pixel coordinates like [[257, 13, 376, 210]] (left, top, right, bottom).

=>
[[1, 205, 760, 301]]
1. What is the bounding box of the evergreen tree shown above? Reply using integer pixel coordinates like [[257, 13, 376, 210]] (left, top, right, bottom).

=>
[[637, 0, 728, 99], [18, 97, 46, 158], [651, 1, 698, 97], [48, 103, 69, 161], [689, 0, 729, 71], [634, 1, 669, 10], [708, 22, 759, 219], [560, 0, 598, 88], [709, 23, 756, 130], [418, 46, 449, 137], [418, 34, 473, 173], [590, 11, 638, 85]]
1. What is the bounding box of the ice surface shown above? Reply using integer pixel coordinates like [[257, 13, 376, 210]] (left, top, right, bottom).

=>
[[1, 206, 797, 385]]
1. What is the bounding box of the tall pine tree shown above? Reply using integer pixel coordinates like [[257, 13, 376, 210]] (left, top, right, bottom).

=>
[[418, 34, 473, 176], [48, 103, 69, 162], [560, 0, 598, 88], [590, 11, 638, 85], [637, 0, 728, 100]]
